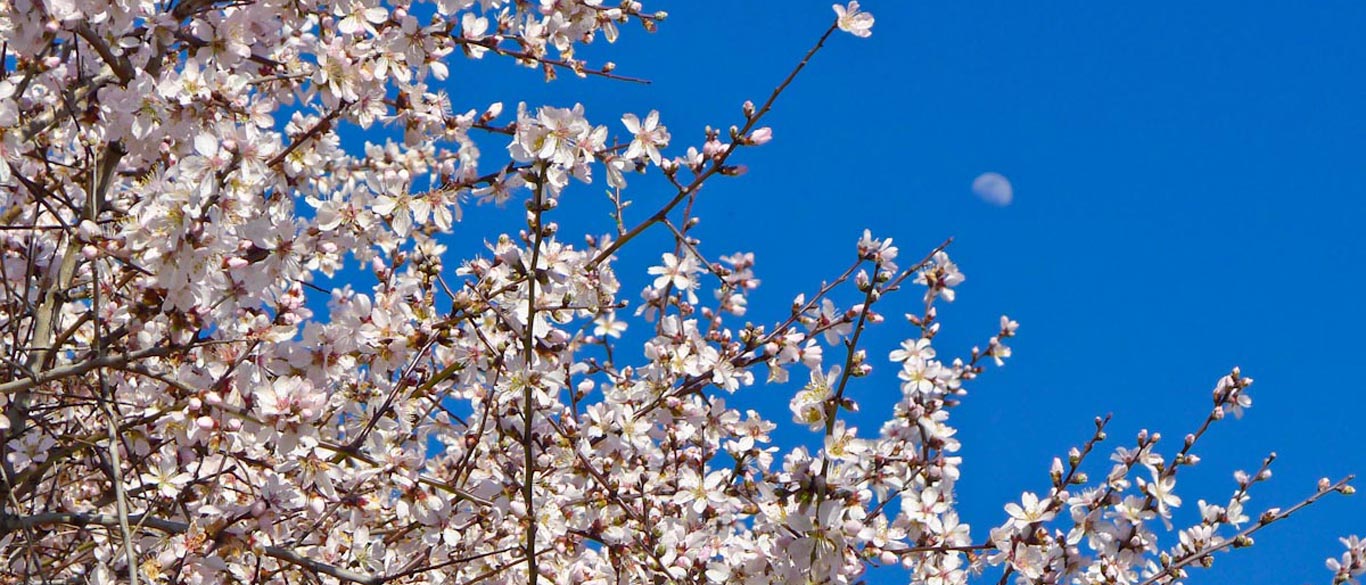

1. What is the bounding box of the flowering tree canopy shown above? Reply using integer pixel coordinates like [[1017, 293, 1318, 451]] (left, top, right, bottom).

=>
[[0, 1, 1362, 584]]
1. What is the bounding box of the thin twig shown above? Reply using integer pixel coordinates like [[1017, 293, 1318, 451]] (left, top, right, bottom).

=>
[[1135, 476, 1355, 585], [587, 23, 841, 270]]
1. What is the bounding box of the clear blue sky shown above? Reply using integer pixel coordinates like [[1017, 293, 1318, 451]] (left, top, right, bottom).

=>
[[410, 2, 1366, 582]]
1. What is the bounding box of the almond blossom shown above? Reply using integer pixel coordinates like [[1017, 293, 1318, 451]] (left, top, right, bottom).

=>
[[622, 110, 671, 166], [834, 2, 876, 38]]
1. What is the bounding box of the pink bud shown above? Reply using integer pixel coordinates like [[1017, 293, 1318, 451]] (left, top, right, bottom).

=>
[[748, 127, 773, 145]]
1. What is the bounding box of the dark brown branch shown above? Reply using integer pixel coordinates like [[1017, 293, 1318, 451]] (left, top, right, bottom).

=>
[[0, 346, 171, 395], [0, 512, 382, 585]]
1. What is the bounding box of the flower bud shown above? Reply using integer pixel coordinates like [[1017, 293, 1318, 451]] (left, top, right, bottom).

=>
[[77, 219, 99, 240]]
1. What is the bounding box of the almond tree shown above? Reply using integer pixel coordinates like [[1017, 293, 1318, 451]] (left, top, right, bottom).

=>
[[0, 1, 1359, 584]]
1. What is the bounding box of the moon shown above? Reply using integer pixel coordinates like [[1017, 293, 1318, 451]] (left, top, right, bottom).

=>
[[972, 172, 1013, 206]]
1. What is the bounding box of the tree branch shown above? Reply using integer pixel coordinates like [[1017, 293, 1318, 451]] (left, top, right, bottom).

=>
[[0, 512, 383, 585], [0, 346, 172, 395]]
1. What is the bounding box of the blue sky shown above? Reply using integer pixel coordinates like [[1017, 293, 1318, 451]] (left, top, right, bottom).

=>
[[413, 2, 1366, 582]]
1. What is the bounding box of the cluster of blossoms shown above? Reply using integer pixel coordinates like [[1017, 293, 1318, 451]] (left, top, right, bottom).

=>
[[0, 0, 1355, 584], [1330, 536, 1366, 585]]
